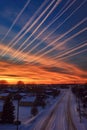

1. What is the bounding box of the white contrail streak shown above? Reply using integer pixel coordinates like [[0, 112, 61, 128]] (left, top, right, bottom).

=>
[[10, 0, 56, 52], [53, 47, 87, 65], [0, 0, 49, 56], [19, 16, 86, 63], [26, 0, 86, 63], [54, 41, 87, 59], [14, 0, 76, 62], [27, 18, 87, 55], [20, 0, 71, 54], [32, 0, 86, 57], [12, 0, 62, 58], [49, 46, 87, 68], [19, 0, 85, 63], [26, 27, 87, 65], [61, 48, 87, 60], [16, 41, 87, 66], [15, 32, 87, 66], [1, 0, 31, 43], [40, 28, 87, 56], [12, 0, 70, 58], [32, 41, 87, 66]]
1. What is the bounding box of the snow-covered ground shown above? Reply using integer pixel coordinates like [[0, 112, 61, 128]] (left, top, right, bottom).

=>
[[20, 90, 87, 130], [0, 93, 9, 96], [0, 90, 62, 130], [0, 124, 16, 130], [0, 89, 87, 130], [0, 100, 3, 112], [69, 91, 86, 130]]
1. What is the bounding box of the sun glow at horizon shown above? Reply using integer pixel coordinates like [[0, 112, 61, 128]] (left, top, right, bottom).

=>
[[0, 60, 87, 85]]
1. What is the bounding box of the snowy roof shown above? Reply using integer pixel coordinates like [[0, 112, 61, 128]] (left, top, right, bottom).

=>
[[0, 100, 4, 112], [0, 93, 9, 97], [21, 96, 36, 102]]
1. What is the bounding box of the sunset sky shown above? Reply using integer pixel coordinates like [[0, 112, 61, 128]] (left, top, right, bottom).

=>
[[0, 0, 87, 84]]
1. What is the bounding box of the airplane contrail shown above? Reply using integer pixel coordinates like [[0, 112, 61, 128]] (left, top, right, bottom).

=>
[[17, 0, 72, 55], [13, 0, 76, 62], [60, 48, 87, 61], [12, 0, 62, 58], [25, 27, 87, 65], [5, 1, 85, 65], [43, 40, 87, 67], [52, 47, 87, 67], [0, 0, 49, 56], [27, 17, 86, 55], [14, 39, 87, 68], [17, 0, 87, 63], [26, 43, 87, 68], [18, 0, 85, 63], [28, 41, 87, 66], [12, 0, 70, 58], [10, 40, 87, 70], [54, 41, 87, 59], [24, 0, 86, 63], [40, 27, 87, 56], [1, 0, 31, 43], [31, 0, 86, 57]]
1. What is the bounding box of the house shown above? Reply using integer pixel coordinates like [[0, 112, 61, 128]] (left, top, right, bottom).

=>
[[19, 96, 36, 107]]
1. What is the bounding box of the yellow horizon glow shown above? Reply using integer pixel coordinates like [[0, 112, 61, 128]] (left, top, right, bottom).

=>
[[0, 60, 87, 85], [0, 44, 87, 85]]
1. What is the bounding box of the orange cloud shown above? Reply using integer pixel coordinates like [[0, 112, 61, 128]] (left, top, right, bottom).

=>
[[0, 59, 87, 84], [0, 42, 87, 84]]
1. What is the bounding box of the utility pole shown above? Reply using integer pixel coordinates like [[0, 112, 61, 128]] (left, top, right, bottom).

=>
[[77, 85, 82, 123], [16, 93, 21, 130], [17, 99, 19, 130]]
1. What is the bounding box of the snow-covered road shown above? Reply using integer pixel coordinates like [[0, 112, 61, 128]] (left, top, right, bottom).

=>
[[0, 90, 86, 130], [20, 90, 85, 130]]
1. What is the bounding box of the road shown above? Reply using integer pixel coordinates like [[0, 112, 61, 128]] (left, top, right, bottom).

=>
[[21, 90, 81, 130]]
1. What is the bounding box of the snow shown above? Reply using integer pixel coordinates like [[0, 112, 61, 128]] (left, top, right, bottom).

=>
[[21, 96, 36, 102], [0, 100, 4, 112], [70, 91, 86, 130], [0, 93, 9, 97], [19, 106, 31, 122], [0, 90, 62, 130], [19, 91, 64, 130], [0, 89, 87, 130], [0, 124, 16, 130], [19, 90, 87, 130], [83, 118, 87, 129]]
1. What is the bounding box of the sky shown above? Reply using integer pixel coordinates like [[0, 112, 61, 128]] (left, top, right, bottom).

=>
[[0, 0, 87, 84]]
